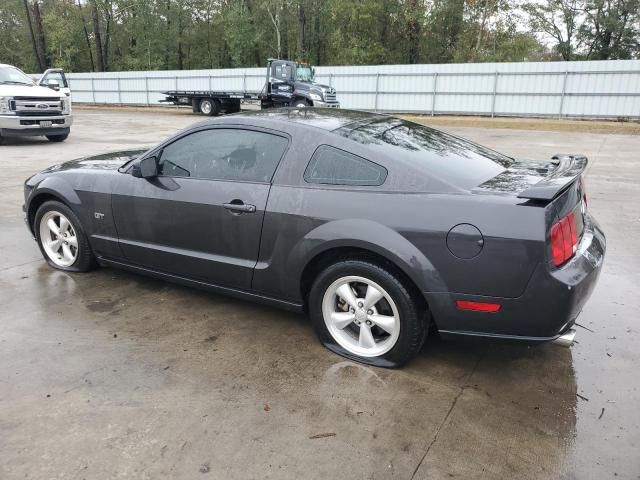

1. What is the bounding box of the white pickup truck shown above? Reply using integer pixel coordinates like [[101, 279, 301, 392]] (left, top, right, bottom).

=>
[[0, 64, 73, 143]]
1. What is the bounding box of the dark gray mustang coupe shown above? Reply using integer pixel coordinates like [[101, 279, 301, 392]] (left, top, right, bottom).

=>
[[23, 109, 605, 367]]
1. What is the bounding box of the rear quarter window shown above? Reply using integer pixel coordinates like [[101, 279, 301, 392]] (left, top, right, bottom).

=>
[[304, 145, 387, 186]]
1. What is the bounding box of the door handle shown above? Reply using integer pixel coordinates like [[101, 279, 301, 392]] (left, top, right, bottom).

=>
[[223, 201, 256, 214]]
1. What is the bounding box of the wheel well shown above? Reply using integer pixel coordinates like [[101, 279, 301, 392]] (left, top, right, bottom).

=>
[[299, 246, 428, 315], [27, 193, 67, 234]]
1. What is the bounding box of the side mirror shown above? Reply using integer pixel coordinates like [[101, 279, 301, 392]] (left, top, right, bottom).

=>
[[132, 156, 158, 178], [45, 79, 60, 91]]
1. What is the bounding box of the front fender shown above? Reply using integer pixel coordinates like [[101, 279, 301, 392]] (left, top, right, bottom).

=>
[[26, 176, 85, 233], [289, 219, 447, 296], [292, 90, 312, 101]]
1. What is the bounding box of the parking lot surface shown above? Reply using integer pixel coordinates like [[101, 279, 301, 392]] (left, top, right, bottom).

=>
[[1, 108, 638, 479]]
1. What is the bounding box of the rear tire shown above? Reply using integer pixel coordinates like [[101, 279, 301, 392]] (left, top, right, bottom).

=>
[[34, 200, 96, 272], [309, 260, 428, 368], [46, 133, 69, 142], [199, 98, 220, 116]]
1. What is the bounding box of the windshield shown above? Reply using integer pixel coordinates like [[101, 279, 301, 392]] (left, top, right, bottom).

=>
[[296, 65, 315, 82], [0, 66, 34, 85]]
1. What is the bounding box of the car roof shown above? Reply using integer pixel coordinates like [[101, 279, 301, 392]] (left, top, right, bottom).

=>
[[203, 108, 387, 133]]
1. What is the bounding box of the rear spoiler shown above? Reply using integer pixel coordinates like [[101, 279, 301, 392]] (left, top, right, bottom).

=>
[[517, 154, 588, 201]]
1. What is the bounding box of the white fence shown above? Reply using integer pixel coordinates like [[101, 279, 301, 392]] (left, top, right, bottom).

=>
[[67, 60, 640, 118]]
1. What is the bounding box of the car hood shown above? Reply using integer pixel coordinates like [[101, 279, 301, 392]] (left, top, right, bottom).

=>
[[44, 149, 147, 173], [0, 83, 65, 98]]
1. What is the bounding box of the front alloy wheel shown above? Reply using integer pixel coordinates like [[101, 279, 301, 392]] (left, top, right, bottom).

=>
[[39, 211, 78, 267], [34, 200, 96, 272]]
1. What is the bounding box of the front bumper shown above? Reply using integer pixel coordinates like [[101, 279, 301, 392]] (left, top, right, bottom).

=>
[[0, 114, 73, 137], [313, 101, 340, 108], [428, 214, 606, 343]]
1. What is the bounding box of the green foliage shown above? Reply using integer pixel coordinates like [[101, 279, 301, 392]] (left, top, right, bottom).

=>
[[1, 0, 636, 73]]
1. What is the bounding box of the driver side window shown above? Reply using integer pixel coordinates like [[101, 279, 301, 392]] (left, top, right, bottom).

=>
[[158, 128, 288, 183]]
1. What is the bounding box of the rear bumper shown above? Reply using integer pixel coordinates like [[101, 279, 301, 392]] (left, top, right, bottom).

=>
[[0, 114, 73, 137], [428, 214, 606, 343]]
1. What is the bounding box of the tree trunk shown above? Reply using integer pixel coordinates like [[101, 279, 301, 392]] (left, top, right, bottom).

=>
[[91, 1, 105, 71], [77, 0, 96, 71], [176, 1, 183, 69], [23, 0, 44, 72], [406, 0, 421, 64], [165, 0, 171, 69], [32, 1, 51, 69], [297, 2, 306, 59], [103, 4, 111, 71]]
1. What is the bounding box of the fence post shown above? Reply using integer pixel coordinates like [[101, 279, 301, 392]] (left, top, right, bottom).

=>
[[209, 75, 212, 91], [243, 72, 247, 93], [91, 78, 95, 104], [117, 78, 122, 104], [175, 76, 178, 91], [431, 72, 438, 116], [145, 77, 150, 106], [329, 73, 333, 88], [491, 71, 499, 118], [559, 70, 568, 118], [374, 73, 380, 112]]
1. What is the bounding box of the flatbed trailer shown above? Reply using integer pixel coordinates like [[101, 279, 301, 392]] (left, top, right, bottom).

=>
[[160, 90, 260, 115]]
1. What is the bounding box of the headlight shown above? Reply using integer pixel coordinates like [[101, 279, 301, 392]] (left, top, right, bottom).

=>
[[309, 93, 322, 101], [61, 97, 72, 114], [0, 96, 14, 114]]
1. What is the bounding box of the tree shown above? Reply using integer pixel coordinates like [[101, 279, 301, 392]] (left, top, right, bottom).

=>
[[522, 0, 581, 60], [580, 0, 640, 59]]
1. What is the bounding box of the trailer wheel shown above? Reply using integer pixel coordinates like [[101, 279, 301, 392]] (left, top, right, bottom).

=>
[[199, 98, 220, 116]]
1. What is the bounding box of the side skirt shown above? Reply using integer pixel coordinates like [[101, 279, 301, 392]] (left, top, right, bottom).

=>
[[97, 257, 304, 313]]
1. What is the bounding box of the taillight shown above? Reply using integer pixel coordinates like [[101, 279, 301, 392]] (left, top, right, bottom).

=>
[[550, 211, 578, 266], [578, 176, 588, 208]]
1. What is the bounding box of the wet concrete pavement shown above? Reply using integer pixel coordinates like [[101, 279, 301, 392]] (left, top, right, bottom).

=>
[[0, 109, 638, 479]]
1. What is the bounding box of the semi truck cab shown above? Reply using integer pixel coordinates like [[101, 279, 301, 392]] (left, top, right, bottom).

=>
[[266, 59, 340, 108], [0, 64, 73, 143]]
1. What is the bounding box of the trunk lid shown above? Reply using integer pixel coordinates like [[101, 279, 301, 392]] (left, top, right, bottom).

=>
[[473, 154, 588, 202]]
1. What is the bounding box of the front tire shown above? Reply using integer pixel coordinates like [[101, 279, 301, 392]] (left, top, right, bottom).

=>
[[294, 98, 311, 108], [46, 133, 69, 142], [309, 260, 428, 367], [34, 200, 96, 272]]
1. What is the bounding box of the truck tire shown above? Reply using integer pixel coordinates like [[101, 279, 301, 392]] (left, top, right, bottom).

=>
[[199, 98, 220, 116], [46, 134, 69, 142], [294, 98, 311, 108]]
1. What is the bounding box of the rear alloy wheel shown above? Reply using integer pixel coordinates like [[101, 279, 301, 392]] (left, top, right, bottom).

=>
[[46, 134, 69, 142], [199, 98, 219, 116], [35, 200, 95, 272], [310, 260, 427, 367]]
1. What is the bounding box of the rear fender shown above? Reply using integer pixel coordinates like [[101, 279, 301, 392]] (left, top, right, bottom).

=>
[[290, 219, 447, 297]]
